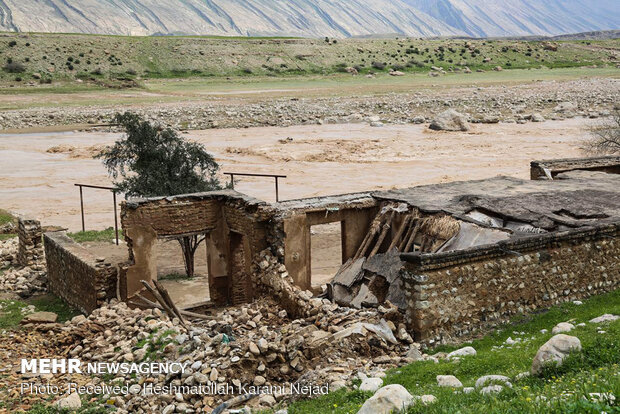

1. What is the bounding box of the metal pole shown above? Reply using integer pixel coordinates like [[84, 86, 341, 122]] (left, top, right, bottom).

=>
[[113, 191, 119, 245], [275, 176, 279, 202], [230, 174, 235, 189], [79, 186, 85, 232]]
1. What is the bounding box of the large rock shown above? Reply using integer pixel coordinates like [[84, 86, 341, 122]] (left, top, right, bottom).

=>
[[551, 322, 574, 334], [359, 377, 383, 392], [429, 109, 470, 131], [357, 384, 414, 414], [22, 311, 58, 324], [480, 385, 503, 394], [437, 375, 462, 388], [56, 392, 81, 410], [475, 375, 512, 388], [554, 102, 577, 113], [531, 334, 582, 375], [447, 346, 476, 359], [589, 314, 619, 324]]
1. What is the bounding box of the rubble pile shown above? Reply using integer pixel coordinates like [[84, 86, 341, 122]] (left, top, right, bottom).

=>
[[0, 234, 429, 412], [0, 238, 46, 298]]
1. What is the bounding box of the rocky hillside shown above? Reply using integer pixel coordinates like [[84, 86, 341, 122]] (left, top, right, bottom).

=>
[[0, 0, 618, 38]]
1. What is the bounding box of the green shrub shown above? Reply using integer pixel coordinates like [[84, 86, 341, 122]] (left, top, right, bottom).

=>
[[3, 61, 25, 73]]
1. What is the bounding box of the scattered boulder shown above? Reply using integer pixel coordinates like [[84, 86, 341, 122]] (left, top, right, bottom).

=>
[[554, 102, 576, 113], [22, 311, 57, 324], [531, 113, 545, 122], [416, 394, 437, 405], [405, 345, 423, 361], [480, 385, 503, 394], [589, 314, 619, 324], [551, 322, 574, 334], [531, 334, 582, 375], [447, 346, 476, 359], [429, 109, 470, 131], [56, 392, 81, 410], [359, 377, 383, 393], [437, 375, 463, 388], [389, 70, 405, 76], [357, 384, 414, 414], [475, 375, 512, 388]]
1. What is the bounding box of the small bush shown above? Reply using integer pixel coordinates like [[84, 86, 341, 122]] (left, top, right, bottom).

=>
[[3, 61, 25, 73], [8, 40, 16, 47]]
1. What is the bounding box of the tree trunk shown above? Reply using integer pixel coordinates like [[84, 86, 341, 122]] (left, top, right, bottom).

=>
[[178, 234, 206, 278]]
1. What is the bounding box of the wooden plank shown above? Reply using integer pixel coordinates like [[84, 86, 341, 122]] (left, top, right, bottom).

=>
[[388, 213, 412, 251], [369, 211, 395, 257]]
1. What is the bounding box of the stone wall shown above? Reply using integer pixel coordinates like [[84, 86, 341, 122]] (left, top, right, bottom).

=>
[[401, 223, 620, 345], [44, 232, 118, 314], [17, 217, 43, 267]]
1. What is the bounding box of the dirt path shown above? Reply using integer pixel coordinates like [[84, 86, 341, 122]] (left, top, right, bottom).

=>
[[0, 118, 592, 230]]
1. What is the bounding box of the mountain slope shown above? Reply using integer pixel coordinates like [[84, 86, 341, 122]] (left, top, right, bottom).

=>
[[0, 0, 461, 37], [0, 0, 618, 38], [405, 0, 620, 38]]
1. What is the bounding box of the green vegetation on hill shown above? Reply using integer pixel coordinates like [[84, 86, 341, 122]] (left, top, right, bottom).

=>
[[286, 289, 620, 413], [0, 33, 617, 86]]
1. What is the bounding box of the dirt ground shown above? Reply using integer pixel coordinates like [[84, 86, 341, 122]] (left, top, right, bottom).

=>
[[0, 118, 593, 230]]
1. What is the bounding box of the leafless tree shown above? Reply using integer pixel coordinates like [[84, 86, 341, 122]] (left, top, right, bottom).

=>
[[585, 109, 620, 154]]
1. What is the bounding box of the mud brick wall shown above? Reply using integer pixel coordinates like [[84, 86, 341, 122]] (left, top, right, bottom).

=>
[[222, 201, 270, 304], [402, 223, 620, 345], [120, 191, 271, 303], [122, 198, 221, 237], [17, 217, 44, 267], [44, 232, 118, 314]]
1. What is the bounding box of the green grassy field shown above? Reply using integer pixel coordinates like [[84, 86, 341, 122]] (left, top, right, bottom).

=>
[[0, 294, 80, 330], [286, 289, 620, 414], [67, 227, 121, 243], [0, 66, 617, 112], [0, 209, 16, 240], [0, 32, 617, 86]]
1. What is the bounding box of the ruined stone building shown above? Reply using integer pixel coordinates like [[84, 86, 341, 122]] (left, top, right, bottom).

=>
[[45, 156, 620, 343]]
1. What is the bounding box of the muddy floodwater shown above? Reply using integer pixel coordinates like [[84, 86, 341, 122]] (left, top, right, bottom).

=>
[[0, 119, 592, 231]]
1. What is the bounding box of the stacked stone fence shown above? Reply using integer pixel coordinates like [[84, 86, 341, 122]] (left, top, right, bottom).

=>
[[17, 217, 44, 268], [401, 223, 620, 345], [44, 232, 118, 314]]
